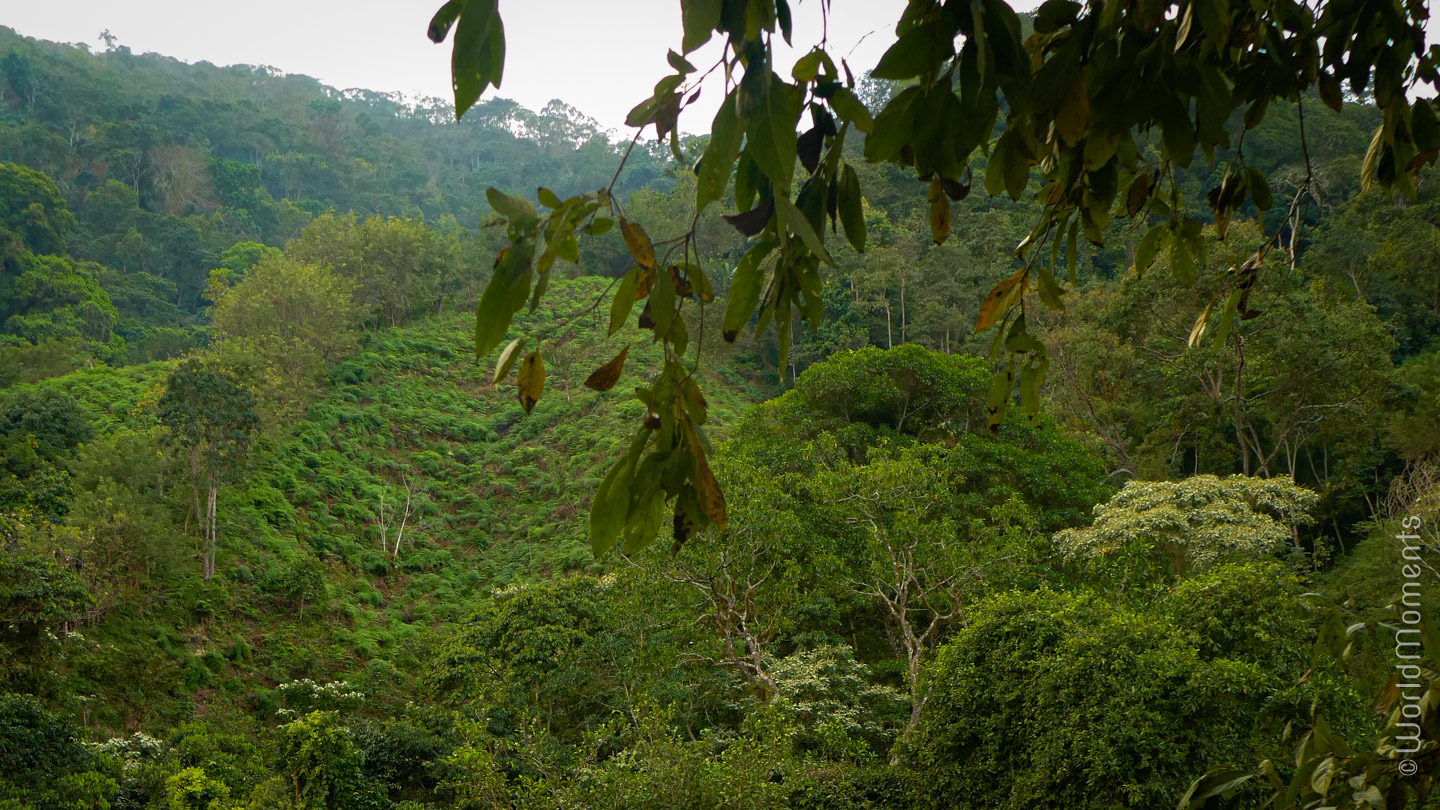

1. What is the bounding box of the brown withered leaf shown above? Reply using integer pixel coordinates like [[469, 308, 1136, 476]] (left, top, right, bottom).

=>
[[672, 504, 696, 550], [634, 266, 655, 300], [668, 265, 694, 298], [1126, 171, 1151, 216], [583, 345, 630, 392], [694, 450, 726, 530]]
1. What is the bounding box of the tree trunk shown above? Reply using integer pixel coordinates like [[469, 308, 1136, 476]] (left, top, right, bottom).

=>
[[204, 474, 217, 580]]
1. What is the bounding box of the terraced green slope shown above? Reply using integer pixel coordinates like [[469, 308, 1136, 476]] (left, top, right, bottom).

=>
[[28, 276, 765, 730]]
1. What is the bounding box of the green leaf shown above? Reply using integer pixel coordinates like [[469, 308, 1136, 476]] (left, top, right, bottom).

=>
[[1134, 224, 1167, 275], [1210, 287, 1242, 351], [985, 361, 1016, 426], [1246, 167, 1273, 211], [872, 21, 954, 81], [536, 186, 562, 209], [609, 267, 640, 336], [688, 264, 714, 302], [1037, 266, 1065, 309], [985, 136, 1010, 198], [838, 163, 866, 252], [1169, 239, 1195, 285], [427, 0, 462, 43], [486, 187, 536, 225], [696, 90, 744, 214], [745, 74, 801, 193], [1318, 73, 1343, 112], [555, 232, 579, 263], [1003, 135, 1030, 200], [776, 193, 835, 266], [650, 262, 676, 336], [589, 452, 634, 556], [1179, 769, 1256, 809], [1065, 218, 1079, 283], [474, 240, 533, 358], [829, 87, 873, 132], [667, 49, 695, 74], [448, 0, 505, 120], [864, 85, 920, 162], [680, 0, 721, 53], [1160, 105, 1196, 168], [792, 49, 825, 83], [585, 216, 614, 236], [492, 337, 525, 384], [722, 238, 775, 341], [1413, 100, 1440, 152], [1019, 355, 1047, 420]]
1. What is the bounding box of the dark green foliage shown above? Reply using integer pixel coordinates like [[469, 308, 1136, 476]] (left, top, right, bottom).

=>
[[731, 344, 1110, 531], [0, 554, 91, 695], [0, 693, 100, 801], [0, 386, 92, 457], [0, 162, 73, 256], [275, 710, 368, 809], [904, 578, 1339, 810]]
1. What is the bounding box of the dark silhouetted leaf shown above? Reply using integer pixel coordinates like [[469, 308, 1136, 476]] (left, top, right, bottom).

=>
[[723, 197, 775, 236]]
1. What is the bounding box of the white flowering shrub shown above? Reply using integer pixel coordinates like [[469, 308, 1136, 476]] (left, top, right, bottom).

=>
[[275, 679, 366, 718], [770, 644, 907, 761], [1055, 474, 1318, 580]]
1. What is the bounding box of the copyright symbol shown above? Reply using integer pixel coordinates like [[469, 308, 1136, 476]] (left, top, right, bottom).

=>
[[1400, 759, 1418, 777]]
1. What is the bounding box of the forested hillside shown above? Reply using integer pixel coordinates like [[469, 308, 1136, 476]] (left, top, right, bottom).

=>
[[0, 19, 1438, 810]]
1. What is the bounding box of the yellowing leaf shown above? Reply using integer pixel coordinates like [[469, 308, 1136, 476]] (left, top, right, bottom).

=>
[[620, 218, 656, 269], [517, 350, 545, 413], [975, 269, 1026, 332], [584, 345, 630, 391], [927, 178, 950, 244]]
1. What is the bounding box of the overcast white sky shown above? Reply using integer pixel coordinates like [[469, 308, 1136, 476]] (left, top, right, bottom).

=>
[[1, 0, 932, 133]]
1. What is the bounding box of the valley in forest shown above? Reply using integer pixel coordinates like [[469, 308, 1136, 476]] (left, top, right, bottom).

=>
[[0, 17, 1438, 810]]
